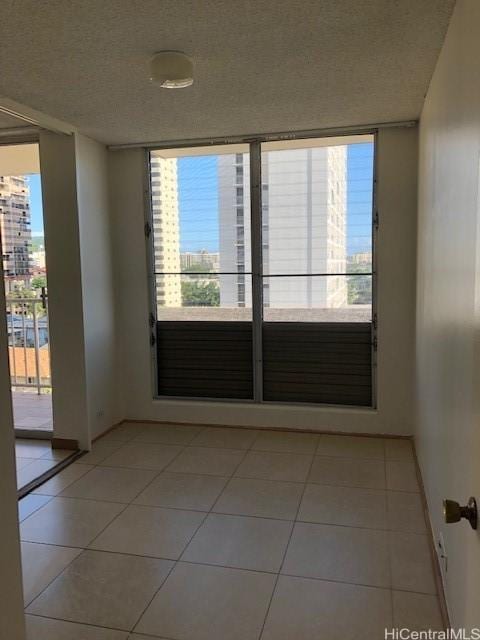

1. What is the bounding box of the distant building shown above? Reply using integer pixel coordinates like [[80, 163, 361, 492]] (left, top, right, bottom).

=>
[[181, 250, 220, 272], [6, 313, 49, 348], [218, 146, 347, 309], [150, 154, 181, 308], [0, 175, 32, 287], [32, 248, 46, 269], [348, 251, 372, 266], [152, 147, 349, 317]]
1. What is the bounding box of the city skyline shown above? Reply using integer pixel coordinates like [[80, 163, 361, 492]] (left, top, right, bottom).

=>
[[177, 143, 373, 258]]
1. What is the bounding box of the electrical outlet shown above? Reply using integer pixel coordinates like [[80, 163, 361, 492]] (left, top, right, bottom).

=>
[[96, 409, 104, 419], [437, 532, 448, 577]]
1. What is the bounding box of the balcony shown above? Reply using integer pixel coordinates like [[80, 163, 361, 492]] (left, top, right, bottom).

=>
[[6, 294, 52, 432], [12, 389, 52, 432]]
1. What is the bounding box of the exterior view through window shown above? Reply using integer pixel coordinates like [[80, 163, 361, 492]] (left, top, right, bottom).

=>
[[152, 144, 251, 321], [149, 134, 374, 405], [0, 143, 52, 433]]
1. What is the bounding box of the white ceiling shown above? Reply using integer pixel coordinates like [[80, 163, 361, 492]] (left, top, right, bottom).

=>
[[0, 0, 454, 145]]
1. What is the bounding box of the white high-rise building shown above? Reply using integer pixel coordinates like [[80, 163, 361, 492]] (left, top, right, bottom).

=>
[[218, 153, 252, 307], [218, 146, 347, 309], [150, 153, 182, 308]]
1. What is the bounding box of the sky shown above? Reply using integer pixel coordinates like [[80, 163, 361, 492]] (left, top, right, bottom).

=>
[[27, 142, 374, 255], [346, 142, 374, 255], [26, 174, 44, 236], [178, 155, 218, 253], [177, 143, 374, 256]]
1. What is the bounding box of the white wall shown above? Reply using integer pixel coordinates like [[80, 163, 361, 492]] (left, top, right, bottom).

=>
[[40, 131, 119, 447], [76, 134, 120, 439], [110, 127, 417, 435], [40, 132, 90, 448], [0, 254, 25, 639], [416, 0, 480, 629]]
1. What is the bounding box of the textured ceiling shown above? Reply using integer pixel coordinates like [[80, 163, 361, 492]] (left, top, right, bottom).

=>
[[0, 0, 454, 145]]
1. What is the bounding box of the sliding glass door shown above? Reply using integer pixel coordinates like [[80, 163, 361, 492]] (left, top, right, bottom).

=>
[[148, 134, 375, 406]]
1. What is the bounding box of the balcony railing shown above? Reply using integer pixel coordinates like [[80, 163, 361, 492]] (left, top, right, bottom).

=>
[[6, 292, 51, 393]]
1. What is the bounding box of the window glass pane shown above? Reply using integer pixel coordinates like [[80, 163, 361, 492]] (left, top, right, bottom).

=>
[[260, 136, 374, 276], [156, 274, 252, 321], [150, 144, 251, 321], [150, 144, 250, 277], [262, 275, 371, 322]]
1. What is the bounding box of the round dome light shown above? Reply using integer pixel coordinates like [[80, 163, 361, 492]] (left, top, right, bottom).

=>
[[149, 51, 194, 89]]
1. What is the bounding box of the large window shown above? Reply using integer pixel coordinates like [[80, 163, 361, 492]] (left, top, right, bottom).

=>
[[149, 134, 375, 405]]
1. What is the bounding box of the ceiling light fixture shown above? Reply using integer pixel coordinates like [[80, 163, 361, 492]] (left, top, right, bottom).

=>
[[149, 51, 194, 89]]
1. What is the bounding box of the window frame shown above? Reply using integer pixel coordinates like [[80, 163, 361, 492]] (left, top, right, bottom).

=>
[[144, 129, 378, 408]]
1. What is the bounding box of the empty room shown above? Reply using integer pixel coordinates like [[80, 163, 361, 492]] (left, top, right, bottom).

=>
[[0, 1, 479, 639]]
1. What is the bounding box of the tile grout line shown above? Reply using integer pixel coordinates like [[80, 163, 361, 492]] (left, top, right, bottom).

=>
[[256, 445, 317, 639], [95, 434, 197, 515], [23, 547, 439, 619], [26, 611, 175, 639], [129, 432, 254, 635], [17, 524, 432, 564], [30, 464, 95, 497], [24, 445, 419, 524], [79, 447, 415, 473], [127, 552, 178, 635], [18, 495, 54, 523], [25, 474, 421, 531], [73, 436, 197, 501], [24, 506, 128, 610], [25, 574, 440, 640], [22, 543, 440, 597], [24, 611, 131, 635], [383, 439, 395, 629], [175, 442, 252, 563], [69, 464, 418, 492], [23, 544, 83, 610], [206, 427, 262, 514], [121, 440, 392, 460], [82, 429, 415, 459], [23, 437, 196, 617]]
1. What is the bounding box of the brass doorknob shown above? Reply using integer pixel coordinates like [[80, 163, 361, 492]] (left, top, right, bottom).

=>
[[443, 497, 477, 530]]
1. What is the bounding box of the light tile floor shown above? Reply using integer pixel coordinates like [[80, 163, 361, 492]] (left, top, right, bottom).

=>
[[20, 423, 444, 639], [15, 438, 72, 491], [12, 390, 53, 431]]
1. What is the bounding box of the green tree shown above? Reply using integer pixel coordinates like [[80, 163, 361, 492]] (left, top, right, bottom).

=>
[[9, 284, 48, 317], [30, 236, 45, 251], [181, 281, 220, 307], [9, 287, 36, 300], [8, 287, 38, 316], [347, 276, 371, 304], [181, 262, 213, 274], [347, 257, 372, 304], [31, 275, 47, 290]]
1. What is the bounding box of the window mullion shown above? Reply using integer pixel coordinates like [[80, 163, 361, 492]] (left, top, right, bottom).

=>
[[249, 141, 263, 402]]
